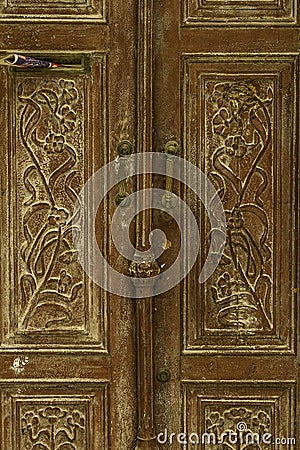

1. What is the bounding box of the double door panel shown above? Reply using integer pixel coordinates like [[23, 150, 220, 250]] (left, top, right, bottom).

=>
[[153, 0, 299, 448], [0, 2, 138, 449], [0, 0, 298, 448]]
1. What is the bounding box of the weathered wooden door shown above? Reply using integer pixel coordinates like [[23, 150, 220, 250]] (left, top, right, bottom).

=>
[[0, 1, 140, 448], [152, 0, 299, 449], [0, 0, 299, 449]]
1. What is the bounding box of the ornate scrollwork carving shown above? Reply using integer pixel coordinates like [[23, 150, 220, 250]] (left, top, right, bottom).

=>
[[205, 405, 271, 449], [14, 76, 85, 332], [21, 404, 86, 450], [129, 258, 161, 279], [206, 79, 274, 331]]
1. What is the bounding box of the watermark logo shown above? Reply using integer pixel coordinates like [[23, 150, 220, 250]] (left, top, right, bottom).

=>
[[157, 424, 296, 446], [72, 152, 226, 298], [237, 421, 247, 432]]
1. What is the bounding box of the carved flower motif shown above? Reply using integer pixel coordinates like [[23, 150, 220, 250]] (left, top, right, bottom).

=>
[[58, 269, 72, 294], [252, 411, 270, 430], [48, 207, 69, 227], [39, 406, 67, 424], [60, 80, 78, 104], [67, 410, 85, 429], [225, 407, 252, 423], [21, 412, 40, 433], [224, 135, 247, 157], [218, 272, 232, 297], [44, 133, 65, 154], [210, 83, 228, 108], [129, 260, 161, 278], [61, 105, 77, 134], [224, 81, 258, 112], [206, 411, 225, 431], [213, 108, 239, 138]]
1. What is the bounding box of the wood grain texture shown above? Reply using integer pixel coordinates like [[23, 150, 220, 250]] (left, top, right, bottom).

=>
[[153, 0, 299, 447], [0, 0, 138, 441]]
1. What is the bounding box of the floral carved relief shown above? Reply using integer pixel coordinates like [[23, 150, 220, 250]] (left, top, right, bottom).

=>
[[13, 76, 86, 332], [204, 404, 272, 450], [204, 79, 274, 332], [20, 403, 87, 450]]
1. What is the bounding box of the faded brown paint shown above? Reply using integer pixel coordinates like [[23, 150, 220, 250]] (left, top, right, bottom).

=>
[[153, 0, 299, 449], [0, 0, 137, 448], [0, 0, 299, 449]]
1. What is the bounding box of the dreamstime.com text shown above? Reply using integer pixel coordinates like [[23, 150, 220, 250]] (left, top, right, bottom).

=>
[[156, 425, 296, 446]]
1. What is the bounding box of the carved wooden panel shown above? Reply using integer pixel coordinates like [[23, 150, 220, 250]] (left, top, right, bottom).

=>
[[1, 383, 108, 449], [0, 0, 106, 22], [183, 383, 295, 449], [182, 0, 296, 26], [0, 55, 108, 349], [182, 54, 297, 353]]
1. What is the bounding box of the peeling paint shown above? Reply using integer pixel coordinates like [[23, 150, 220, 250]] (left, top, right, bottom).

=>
[[11, 356, 29, 374]]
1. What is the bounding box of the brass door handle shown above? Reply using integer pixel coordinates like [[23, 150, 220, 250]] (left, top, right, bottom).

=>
[[160, 141, 180, 222], [115, 140, 134, 206], [114, 139, 180, 215], [162, 140, 180, 209]]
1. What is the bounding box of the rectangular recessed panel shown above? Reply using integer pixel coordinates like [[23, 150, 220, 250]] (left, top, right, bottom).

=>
[[1, 383, 108, 449], [0, 0, 106, 21], [182, 0, 296, 25], [0, 55, 108, 349], [182, 383, 296, 449], [182, 54, 297, 353]]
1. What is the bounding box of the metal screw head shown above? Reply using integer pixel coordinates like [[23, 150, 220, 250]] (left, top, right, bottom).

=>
[[117, 140, 133, 157], [157, 369, 171, 383], [164, 140, 180, 156]]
